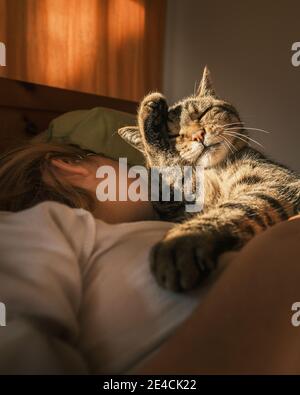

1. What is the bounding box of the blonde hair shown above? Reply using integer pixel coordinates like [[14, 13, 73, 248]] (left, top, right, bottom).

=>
[[0, 142, 96, 212]]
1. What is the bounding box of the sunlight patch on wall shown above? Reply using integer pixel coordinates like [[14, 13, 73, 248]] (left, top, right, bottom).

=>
[[0, 0, 165, 101], [35, 0, 100, 91]]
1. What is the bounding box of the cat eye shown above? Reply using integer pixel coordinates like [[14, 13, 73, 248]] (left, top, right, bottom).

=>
[[190, 112, 200, 121]]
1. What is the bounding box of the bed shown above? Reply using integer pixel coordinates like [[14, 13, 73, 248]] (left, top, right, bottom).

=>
[[1, 77, 300, 375]]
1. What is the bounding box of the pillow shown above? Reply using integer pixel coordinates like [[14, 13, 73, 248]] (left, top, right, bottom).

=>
[[36, 107, 144, 166]]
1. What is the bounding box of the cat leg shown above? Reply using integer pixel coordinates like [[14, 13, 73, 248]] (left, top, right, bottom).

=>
[[150, 200, 275, 292], [118, 95, 185, 221], [118, 92, 176, 167], [137, 92, 172, 167], [137, 93, 186, 220]]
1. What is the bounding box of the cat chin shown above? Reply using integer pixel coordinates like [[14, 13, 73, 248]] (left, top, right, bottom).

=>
[[196, 154, 215, 168], [196, 150, 227, 168]]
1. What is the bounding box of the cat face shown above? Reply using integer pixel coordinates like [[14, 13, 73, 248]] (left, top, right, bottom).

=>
[[168, 67, 245, 168]]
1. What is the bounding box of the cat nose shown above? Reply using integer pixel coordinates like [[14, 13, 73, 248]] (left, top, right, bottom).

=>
[[192, 129, 206, 142]]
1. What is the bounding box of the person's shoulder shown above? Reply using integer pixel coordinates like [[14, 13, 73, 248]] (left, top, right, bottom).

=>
[[34, 201, 96, 229], [0, 200, 88, 216], [0, 201, 96, 233], [26, 201, 93, 220]]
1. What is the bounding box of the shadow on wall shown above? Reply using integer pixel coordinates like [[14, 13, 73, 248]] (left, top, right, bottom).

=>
[[163, 0, 300, 172]]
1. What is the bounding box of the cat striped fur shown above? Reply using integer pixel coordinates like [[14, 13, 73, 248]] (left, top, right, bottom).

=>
[[118, 67, 300, 292]]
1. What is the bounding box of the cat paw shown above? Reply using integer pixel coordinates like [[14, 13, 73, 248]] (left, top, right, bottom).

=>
[[138, 92, 170, 147], [150, 232, 214, 292], [139, 92, 167, 122]]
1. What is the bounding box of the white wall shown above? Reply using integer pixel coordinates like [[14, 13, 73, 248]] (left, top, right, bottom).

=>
[[163, 0, 300, 171]]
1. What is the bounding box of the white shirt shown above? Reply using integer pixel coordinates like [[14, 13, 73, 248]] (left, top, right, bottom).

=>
[[0, 202, 207, 374]]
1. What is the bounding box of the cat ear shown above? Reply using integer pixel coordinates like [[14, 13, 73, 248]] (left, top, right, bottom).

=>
[[118, 126, 144, 153], [196, 66, 217, 97], [168, 103, 182, 121]]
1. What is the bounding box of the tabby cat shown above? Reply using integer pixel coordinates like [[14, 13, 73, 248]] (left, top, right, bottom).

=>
[[118, 67, 300, 292]]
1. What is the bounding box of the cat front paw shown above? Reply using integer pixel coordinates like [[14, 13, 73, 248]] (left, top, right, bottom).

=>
[[139, 92, 166, 120], [138, 92, 170, 148], [150, 232, 215, 292]]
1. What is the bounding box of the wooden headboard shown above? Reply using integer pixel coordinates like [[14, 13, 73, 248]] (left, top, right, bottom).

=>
[[0, 77, 138, 153]]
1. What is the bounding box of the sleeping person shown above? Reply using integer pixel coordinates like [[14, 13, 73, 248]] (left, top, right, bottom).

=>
[[0, 142, 205, 374], [0, 142, 300, 374]]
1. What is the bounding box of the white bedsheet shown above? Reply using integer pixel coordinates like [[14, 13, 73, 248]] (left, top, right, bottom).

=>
[[0, 202, 207, 374]]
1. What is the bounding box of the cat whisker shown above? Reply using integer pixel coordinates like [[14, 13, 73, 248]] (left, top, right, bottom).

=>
[[220, 122, 245, 129], [224, 131, 263, 147], [224, 126, 270, 134], [193, 80, 199, 96], [223, 132, 252, 148], [223, 131, 264, 149], [223, 129, 264, 147], [224, 136, 237, 152], [221, 136, 236, 155]]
